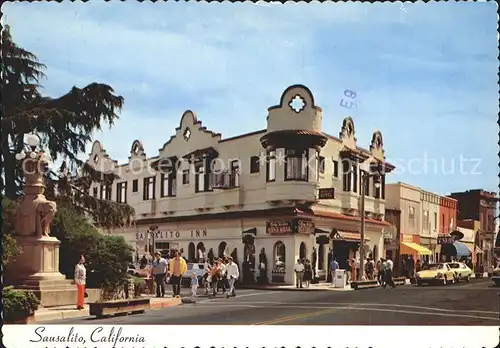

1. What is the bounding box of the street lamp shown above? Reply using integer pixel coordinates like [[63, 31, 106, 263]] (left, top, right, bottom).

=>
[[358, 163, 382, 281]]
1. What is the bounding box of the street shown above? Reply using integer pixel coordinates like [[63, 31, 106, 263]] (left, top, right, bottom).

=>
[[42, 279, 498, 325]]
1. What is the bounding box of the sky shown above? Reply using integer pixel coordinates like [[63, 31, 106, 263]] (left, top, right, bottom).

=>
[[3, 1, 499, 196]]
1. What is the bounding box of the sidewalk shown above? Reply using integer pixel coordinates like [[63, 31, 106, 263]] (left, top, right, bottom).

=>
[[34, 295, 181, 322], [240, 282, 353, 291]]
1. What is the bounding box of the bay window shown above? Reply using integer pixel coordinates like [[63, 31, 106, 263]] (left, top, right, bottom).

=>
[[266, 150, 276, 182], [160, 172, 176, 197], [284, 149, 308, 181]]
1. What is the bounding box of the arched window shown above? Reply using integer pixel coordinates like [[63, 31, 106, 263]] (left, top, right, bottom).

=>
[[218, 241, 227, 259], [299, 242, 307, 260], [196, 242, 205, 262], [274, 241, 286, 270], [372, 245, 378, 262], [188, 242, 195, 261], [318, 244, 325, 270]]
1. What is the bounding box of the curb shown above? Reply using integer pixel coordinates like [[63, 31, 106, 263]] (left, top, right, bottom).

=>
[[238, 286, 351, 292], [149, 298, 182, 309], [34, 308, 90, 322]]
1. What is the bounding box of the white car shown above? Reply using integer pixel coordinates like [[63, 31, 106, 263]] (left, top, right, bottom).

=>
[[492, 266, 500, 286], [181, 263, 205, 287], [447, 262, 473, 283]]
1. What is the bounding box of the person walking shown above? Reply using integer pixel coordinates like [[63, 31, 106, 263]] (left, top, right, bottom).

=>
[[190, 273, 199, 297], [329, 258, 339, 286], [169, 251, 187, 298], [345, 258, 351, 285], [303, 259, 313, 288], [152, 251, 168, 297], [203, 259, 212, 295], [74, 255, 87, 310], [225, 256, 240, 298], [294, 259, 304, 288], [379, 258, 386, 286], [383, 257, 396, 289], [366, 258, 375, 280]]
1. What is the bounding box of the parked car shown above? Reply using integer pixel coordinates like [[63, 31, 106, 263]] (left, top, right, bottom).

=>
[[416, 263, 456, 286], [492, 266, 500, 286], [127, 263, 151, 278], [447, 261, 473, 283], [181, 263, 205, 287]]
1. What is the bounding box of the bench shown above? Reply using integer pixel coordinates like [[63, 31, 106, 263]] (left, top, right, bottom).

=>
[[89, 298, 150, 318]]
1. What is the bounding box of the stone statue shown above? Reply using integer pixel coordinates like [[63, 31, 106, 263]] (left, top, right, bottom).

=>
[[37, 200, 57, 237]]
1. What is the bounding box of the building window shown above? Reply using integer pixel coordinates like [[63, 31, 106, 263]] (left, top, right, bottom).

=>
[[363, 175, 370, 196], [230, 160, 240, 187], [351, 163, 358, 193], [318, 156, 325, 174], [342, 159, 351, 192], [441, 214, 445, 232], [182, 169, 190, 185], [161, 172, 176, 197], [116, 182, 127, 203], [423, 210, 429, 231], [373, 178, 380, 199], [409, 206, 415, 228], [266, 150, 276, 182], [273, 241, 286, 271], [450, 217, 454, 231], [132, 179, 138, 193], [100, 185, 111, 200], [143, 176, 156, 200], [92, 187, 98, 197], [332, 160, 339, 178], [381, 174, 386, 199], [195, 163, 205, 193], [434, 212, 437, 231], [250, 156, 260, 174], [284, 149, 308, 181]]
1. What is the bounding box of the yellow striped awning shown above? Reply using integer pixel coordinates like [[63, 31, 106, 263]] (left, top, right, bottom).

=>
[[463, 242, 475, 253], [400, 242, 432, 256]]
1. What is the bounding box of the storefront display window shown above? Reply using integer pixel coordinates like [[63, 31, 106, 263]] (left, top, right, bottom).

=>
[[274, 241, 286, 270]]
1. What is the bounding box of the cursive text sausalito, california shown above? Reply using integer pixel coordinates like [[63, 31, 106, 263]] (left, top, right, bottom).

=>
[[30, 326, 145, 347]]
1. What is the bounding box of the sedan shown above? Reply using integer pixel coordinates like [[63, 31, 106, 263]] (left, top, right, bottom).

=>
[[416, 263, 456, 286], [447, 262, 473, 283]]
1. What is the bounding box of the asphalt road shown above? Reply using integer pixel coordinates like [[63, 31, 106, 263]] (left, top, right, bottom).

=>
[[42, 278, 499, 325]]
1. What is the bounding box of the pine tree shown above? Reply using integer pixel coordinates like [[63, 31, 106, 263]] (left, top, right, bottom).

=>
[[1, 25, 134, 229]]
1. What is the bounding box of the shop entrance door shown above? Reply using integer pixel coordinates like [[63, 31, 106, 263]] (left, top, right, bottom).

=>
[[332, 241, 350, 270]]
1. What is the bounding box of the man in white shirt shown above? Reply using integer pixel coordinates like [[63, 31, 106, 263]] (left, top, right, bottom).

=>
[[225, 256, 240, 298], [294, 259, 305, 288], [383, 257, 396, 289]]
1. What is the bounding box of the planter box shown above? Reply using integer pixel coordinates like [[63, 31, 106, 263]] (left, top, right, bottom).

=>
[[350, 280, 379, 290], [393, 277, 406, 286], [89, 298, 150, 318], [4, 313, 35, 324]]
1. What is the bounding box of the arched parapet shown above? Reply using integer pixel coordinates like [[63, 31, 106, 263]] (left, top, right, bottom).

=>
[[266, 84, 323, 133], [88, 140, 117, 172], [129, 139, 147, 160], [369, 130, 385, 160], [339, 116, 356, 149]]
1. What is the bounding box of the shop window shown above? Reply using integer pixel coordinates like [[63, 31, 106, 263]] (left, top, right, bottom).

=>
[[274, 241, 286, 271], [285, 149, 308, 181], [266, 151, 276, 182], [250, 156, 260, 174]]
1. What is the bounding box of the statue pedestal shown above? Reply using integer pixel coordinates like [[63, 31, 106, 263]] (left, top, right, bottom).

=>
[[5, 235, 76, 307]]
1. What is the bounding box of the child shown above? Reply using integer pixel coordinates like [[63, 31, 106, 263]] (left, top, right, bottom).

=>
[[190, 273, 199, 297]]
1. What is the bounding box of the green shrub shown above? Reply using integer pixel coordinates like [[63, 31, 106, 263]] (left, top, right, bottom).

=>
[[3, 234, 21, 266], [3, 286, 40, 322]]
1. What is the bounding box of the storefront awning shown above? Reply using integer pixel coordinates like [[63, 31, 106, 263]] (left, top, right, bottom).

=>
[[454, 241, 471, 257], [462, 242, 475, 254], [400, 242, 432, 256], [330, 230, 370, 242]]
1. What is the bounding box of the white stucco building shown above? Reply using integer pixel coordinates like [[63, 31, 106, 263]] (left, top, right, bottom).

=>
[[87, 85, 394, 284]]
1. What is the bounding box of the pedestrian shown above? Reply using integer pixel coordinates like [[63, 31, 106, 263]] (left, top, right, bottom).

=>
[[74, 255, 87, 310], [379, 258, 386, 286], [225, 256, 240, 298], [168, 250, 187, 298], [303, 259, 313, 288], [190, 273, 199, 297], [329, 258, 339, 286], [210, 260, 222, 297], [355, 258, 360, 280], [350, 259, 356, 282], [203, 259, 212, 295], [366, 258, 374, 280], [139, 255, 148, 269], [345, 258, 351, 285], [384, 256, 396, 289], [152, 251, 168, 298], [415, 259, 422, 273], [217, 258, 227, 294], [294, 259, 304, 288]]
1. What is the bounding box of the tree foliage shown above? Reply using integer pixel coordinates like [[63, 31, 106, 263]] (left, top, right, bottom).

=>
[[1, 24, 134, 229]]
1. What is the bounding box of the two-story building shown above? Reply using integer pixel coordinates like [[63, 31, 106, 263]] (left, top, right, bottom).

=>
[[385, 182, 432, 263], [86, 85, 394, 284]]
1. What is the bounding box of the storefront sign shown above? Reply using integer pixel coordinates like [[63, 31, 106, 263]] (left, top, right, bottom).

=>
[[266, 221, 293, 234], [136, 229, 208, 240], [296, 220, 314, 234], [318, 188, 335, 200], [437, 234, 454, 245]]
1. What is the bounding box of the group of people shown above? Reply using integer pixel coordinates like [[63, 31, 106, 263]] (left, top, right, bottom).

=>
[[293, 258, 314, 288], [151, 250, 188, 298], [203, 256, 240, 298]]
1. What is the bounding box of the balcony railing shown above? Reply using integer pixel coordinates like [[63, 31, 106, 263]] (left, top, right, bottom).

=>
[[212, 171, 239, 190]]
